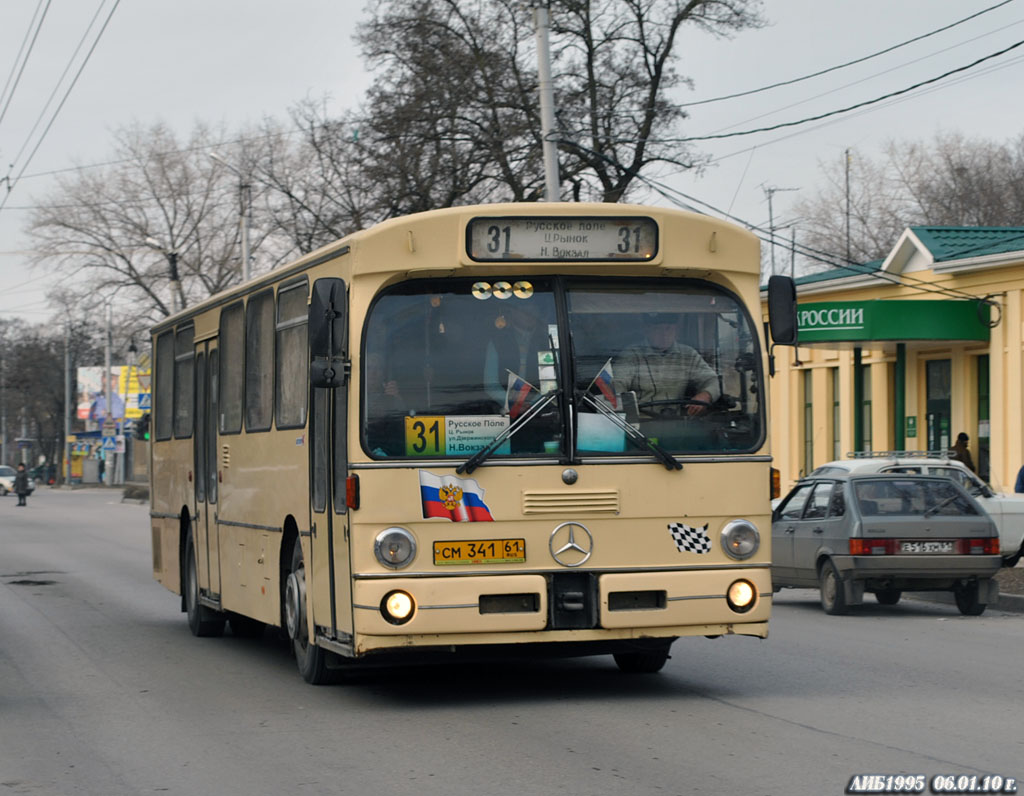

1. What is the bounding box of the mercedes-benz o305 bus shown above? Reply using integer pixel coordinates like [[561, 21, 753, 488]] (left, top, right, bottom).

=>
[[149, 203, 797, 683]]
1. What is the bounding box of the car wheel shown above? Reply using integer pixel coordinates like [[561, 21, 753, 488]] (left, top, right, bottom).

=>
[[1004, 546, 1022, 569], [818, 559, 849, 615], [185, 533, 226, 637], [875, 588, 902, 606], [286, 538, 335, 684], [953, 581, 986, 616], [0, 485, 7, 496]]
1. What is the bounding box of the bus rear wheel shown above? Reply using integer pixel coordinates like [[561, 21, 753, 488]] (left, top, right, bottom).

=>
[[185, 534, 225, 637], [286, 538, 334, 684]]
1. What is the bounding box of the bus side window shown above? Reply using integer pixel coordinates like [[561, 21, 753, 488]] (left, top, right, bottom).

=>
[[245, 290, 274, 432], [154, 330, 174, 441], [173, 325, 194, 439]]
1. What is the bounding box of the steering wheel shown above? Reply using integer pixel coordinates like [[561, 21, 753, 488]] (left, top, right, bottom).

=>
[[637, 398, 712, 416]]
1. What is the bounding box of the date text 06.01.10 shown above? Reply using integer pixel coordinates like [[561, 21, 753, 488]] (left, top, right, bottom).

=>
[[845, 774, 1018, 794]]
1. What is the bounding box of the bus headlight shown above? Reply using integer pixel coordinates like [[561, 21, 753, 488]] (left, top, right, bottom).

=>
[[374, 527, 417, 569], [381, 590, 415, 624], [720, 519, 760, 560], [726, 579, 757, 613]]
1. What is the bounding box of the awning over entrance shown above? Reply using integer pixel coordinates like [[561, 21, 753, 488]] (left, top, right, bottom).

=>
[[796, 299, 991, 344]]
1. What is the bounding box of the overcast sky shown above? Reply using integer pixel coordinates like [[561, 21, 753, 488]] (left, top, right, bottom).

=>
[[1, 0, 1022, 323]]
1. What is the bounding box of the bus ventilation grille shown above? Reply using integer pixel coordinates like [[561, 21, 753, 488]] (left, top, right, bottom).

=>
[[522, 490, 619, 515]]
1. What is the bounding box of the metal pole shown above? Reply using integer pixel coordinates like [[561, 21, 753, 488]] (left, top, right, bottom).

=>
[[241, 181, 251, 281], [1, 351, 6, 466], [168, 251, 182, 314], [105, 303, 113, 485], [64, 322, 71, 485], [534, 3, 560, 202]]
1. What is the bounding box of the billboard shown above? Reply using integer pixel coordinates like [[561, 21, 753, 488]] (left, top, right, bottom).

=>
[[76, 365, 152, 429]]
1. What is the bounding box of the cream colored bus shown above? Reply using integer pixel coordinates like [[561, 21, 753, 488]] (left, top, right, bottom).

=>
[[149, 202, 797, 683]]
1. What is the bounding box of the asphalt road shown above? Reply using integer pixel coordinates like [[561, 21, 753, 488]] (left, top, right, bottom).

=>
[[2, 488, 1022, 796]]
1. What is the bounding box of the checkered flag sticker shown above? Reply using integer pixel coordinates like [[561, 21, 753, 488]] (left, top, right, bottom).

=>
[[668, 522, 711, 554]]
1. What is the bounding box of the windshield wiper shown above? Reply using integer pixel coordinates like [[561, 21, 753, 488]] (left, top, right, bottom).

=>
[[456, 390, 562, 475], [579, 392, 682, 471], [923, 491, 963, 518]]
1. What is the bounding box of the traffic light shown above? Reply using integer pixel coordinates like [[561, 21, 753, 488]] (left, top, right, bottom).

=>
[[135, 412, 151, 441]]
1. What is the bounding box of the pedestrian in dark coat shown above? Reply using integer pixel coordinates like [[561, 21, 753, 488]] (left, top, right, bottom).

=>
[[14, 463, 30, 506], [951, 432, 976, 474]]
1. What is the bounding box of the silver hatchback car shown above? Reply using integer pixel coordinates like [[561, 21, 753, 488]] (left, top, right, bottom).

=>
[[772, 473, 1001, 616]]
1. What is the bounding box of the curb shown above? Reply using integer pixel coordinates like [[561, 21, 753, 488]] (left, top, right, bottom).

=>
[[909, 590, 1024, 614]]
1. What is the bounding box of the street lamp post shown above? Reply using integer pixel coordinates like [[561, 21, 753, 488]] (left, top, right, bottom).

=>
[[209, 151, 251, 282], [145, 237, 182, 314]]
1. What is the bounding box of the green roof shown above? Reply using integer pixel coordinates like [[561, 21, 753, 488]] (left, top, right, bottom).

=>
[[910, 226, 1024, 262], [792, 260, 884, 286]]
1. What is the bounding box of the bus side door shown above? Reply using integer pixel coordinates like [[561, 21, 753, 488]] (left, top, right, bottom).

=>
[[194, 341, 222, 601]]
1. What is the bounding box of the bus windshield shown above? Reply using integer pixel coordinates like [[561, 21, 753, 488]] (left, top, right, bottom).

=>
[[362, 277, 762, 459]]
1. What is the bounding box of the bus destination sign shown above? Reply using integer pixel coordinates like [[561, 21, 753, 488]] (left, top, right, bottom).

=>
[[466, 216, 658, 262]]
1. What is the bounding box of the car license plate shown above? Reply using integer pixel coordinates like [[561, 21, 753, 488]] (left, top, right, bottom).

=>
[[434, 538, 526, 565], [899, 541, 955, 554]]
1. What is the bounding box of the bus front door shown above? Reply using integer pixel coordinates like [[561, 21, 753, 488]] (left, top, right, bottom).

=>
[[194, 342, 222, 602], [309, 387, 353, 646]]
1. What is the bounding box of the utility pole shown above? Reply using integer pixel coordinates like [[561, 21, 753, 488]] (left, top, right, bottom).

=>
[[0, 351, 6, 466], [64, 322, 71, 485], [534, 2, 560, 202], [145, 237, 183, 314], [763, 185, 799, 275], [209, 151, 251, 281], [845, 148, 852, 263], [105, 302, 113, 485]]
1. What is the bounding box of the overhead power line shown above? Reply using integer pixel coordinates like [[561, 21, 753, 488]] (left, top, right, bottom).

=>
[[676, 38, 1024, 143], [0, 0, 121, 214], [680, 0, 1017, 108], [0, 0, 53, 129]]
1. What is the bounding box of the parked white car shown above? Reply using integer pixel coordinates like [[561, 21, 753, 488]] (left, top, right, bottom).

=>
[[808, 453, 1024, 567]]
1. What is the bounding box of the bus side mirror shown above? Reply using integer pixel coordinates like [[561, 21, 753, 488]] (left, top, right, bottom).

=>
[[309, 277, 347, 389], [767, 275, 798, 346]]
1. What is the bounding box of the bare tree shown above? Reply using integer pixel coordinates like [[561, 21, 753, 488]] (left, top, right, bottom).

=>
[[794, 132, 1024, 270], [357, 0, 765, 205], [27, 122, 279, 323]]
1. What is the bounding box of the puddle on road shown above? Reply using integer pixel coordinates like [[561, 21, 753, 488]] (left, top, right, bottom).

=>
[[2, 570, 65, 586]]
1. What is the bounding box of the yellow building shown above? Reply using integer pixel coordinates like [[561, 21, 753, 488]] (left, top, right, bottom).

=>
[[767, 226, 1024, 493]]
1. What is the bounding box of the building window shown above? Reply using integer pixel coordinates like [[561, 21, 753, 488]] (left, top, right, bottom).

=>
[[803, 369, 813, 474], [275, 281, 309, 429], [245, 290, 274, 432], [173, 325, 194, 439], [219, 302, 244, 434]]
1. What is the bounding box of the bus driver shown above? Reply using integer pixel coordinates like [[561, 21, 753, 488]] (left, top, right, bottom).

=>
[[615, 313, 719, 417]]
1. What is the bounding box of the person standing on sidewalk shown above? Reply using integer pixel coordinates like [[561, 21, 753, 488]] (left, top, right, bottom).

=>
[[14, 463, 30, 507], [951, 432, 976, 474]]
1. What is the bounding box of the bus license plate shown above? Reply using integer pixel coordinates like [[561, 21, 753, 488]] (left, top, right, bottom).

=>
[[434, 539, 526, 565], [900, 541, 955, 554]]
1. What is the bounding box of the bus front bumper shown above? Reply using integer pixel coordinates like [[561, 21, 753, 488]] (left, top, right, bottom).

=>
[[348, 567, 771, 653]]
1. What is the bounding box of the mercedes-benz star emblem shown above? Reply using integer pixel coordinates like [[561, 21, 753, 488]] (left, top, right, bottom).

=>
[[549, 522, 593, 567]]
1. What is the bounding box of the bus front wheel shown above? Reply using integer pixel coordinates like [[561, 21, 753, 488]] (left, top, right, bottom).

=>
[[286, 539, 334, 684]]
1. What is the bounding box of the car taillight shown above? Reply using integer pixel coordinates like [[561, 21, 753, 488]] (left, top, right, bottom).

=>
[[849, 538, 897, 555], [958, 538, 999, 555]]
